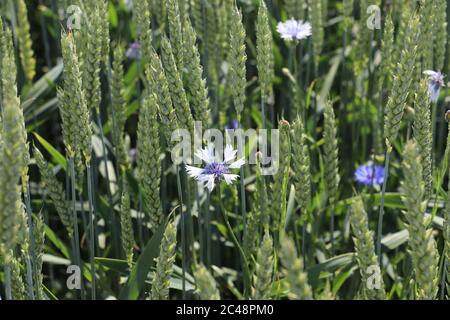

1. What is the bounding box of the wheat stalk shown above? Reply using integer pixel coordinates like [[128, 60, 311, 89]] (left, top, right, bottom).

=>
[[350, 196, 386, 299], [401, 140, 439, 299]]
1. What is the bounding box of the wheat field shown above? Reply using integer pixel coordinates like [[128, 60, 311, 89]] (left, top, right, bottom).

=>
[[0, 0, 449, 301]]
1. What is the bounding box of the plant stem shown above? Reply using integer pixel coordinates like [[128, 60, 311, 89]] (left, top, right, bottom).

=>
[[376, 150, 391, 266], [4, 263, 12, 300], [24, 182, 35, 300], [69, 157, 85, 300], [237, 116, 247, 239], [440, 255, 447, 300], [206, 190, 211, 268], [176, 165, 186, 299], [87, 165, 96, 300], [217, 186, 251, 297]]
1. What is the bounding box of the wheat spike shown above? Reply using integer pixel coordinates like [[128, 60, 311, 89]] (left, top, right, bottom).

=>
[[400, 140, 438, 299], [120, 178, 134, 267], [160, 36, 194, 137], [182, 18, 211, 129], [256, 0, 274, 103], [253, 231, 274, 300], [137, 93, 163, 230], [229, 6, 247, 115], [151, 220, 177, 300], [384, 15, 419, 149], [291, 117, 312, 223], [17, 0, 36, 82], [350, 196, 386, 299], [194, 264, 221, 300], [413, 80, 433, 200], [279, 233, 312, 300]]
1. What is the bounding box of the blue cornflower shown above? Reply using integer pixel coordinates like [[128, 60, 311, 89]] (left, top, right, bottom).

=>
[[276, 19, 312, 41], [126, 42, 141, 60], [186, 144, 245, 192], [355, 162, 385, 187], [225, 120, 239, 130], [423, 70, 445, 103]]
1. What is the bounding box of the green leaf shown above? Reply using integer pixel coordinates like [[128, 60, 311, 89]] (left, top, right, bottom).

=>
[[33, 132, 67, 170], [119, 217, 169, 300], [44, 224, 70, 259], [307, 253, 356, 289], [42, 284, 59, 300], [22, 63, 62, 105]]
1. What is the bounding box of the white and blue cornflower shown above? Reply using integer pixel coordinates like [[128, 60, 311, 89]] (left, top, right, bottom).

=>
[[126, 42, 141, 60], [186, 144, 245, 192], [423, 70, 445, 103], [276, 19, 312, 41]]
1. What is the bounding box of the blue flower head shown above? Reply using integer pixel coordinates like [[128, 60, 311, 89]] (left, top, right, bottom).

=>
[[126, 42, 141, 60], [355, 162, 385, 187], [423, 70, 445, 103], [225, 120, 239, 130]]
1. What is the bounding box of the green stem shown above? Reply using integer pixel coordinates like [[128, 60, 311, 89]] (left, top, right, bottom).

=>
[[237, 116, 247, 238], [87, 165, 96, 300], [206, 190, 211, 268], [4, 263, 12, 300], [376, 150, 391, 266], [24, 183, 35, 300], [176, 166, 186, 299], [440, 255, 447, 300], [69, 157, 85, 300], [217, 186, 251, 297]]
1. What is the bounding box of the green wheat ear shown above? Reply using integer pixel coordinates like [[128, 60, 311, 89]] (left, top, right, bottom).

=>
[[384, 15, 419, 150], [137, 93, 163, 231], [0, 27, 27, 261], [256, 0, 274, 103], [167, 0, 184, 70], [151, 220, 177, 300], [182, 18, 211, 129], [413, 80, 433, 200], [145, 46, 178, 146], [17, 0, 36, 82], [400, 140, 438, 300], [309, 0, 323, 72], [253, 231, 274, 300], [59, 33, 92, 166], [350, 196, 386, 300], [419, 0, 435, 70], [269, 120, 291, 234], [194, 264, 220, 300], [279, 233, 312, 300], [160, 36, 194, 137], [34, 146, 73, 236], [323, 101, 340, 208], [229, 5, 247, 116], [120, 178, 134, 267], [10, 254, 26, 300], [291, 117, 312, 224], [133, 0, 153, 65], [98, 0, 110, 65], [111, 44, 128, 169], [79, 1, 103, 114]]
